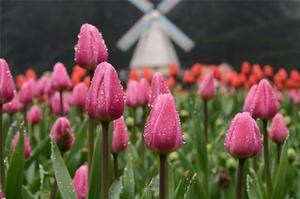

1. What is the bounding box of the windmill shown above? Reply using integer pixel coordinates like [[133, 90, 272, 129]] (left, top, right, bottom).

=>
[[117, 0, 195, 69]]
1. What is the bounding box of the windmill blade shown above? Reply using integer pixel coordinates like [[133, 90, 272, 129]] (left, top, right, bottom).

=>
[[117, 14, 151, 51], [157, 0, 182, 15], [159, 16, 194, 52], [128, 0, 154, 13]]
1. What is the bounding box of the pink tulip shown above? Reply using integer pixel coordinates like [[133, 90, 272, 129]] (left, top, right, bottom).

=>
[[270, 113, 288, 144], [149, 72, 170, 105], [3, 94, 23, 115], [86, 62, 124, 122], [144, 93, 183, 154], [50, 117, 74, 152], [51, 62, 71, 91], [73, 165, 88, 199], [0, 59, 15, 104], [10, 131, 31, 159], [288, 89, 300, 104], [243, 84, 257, 112], [250, 79, 279, 120], [138, 78, 150, 106], [34, 76, 48, 97], [71, 82, 88, 109], [74, 23, 108, 71], [26, 105, 42, 125], [49, 92, 70, 116], [44, 80, 55, 97], [19, 80, 35, 105], [112, 116, 128, 154], [126, 80, 139, 107], [276, 92, 283, 104], [197, 72, 215, 101], [225, 112, 262, 159]]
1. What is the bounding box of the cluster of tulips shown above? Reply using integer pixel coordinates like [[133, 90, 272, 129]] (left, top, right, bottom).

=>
[[0, 22, 297, 199]]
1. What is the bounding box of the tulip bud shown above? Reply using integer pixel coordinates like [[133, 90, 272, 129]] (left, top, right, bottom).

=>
[[144, 93, 183, 154], [250, 79, 279, 120], [225, 112, 262, 159], [288, 89, 300, 104], [44, 80, 55, 97], [10, 131, 31, 159], [149, 72, 170, 105], [287, 148, 296, 162], [112, 116, 128, 154], [269, 113, 288, 144], [51, 62, 71, 91], [3, 94, 23, 115], [35, 76, 48, 97], [138, 78, 150, 106], [74, 23, 108, 71], [243, 84, 257, 112], [86, 62, 124, 122], [0, 59, 15, 105], [50, 117, 75, 152], [27, 105, 42, 125], [19, 80, 35, 105], [198, 72, 215, 101], [49, 92, 70, 116], [71, 82, 88, 109], [126, 80, 139, 107], [73, 165, 88, 199]]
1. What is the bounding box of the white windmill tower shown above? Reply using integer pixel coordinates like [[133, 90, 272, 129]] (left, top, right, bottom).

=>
[[117, 0, 195, 69]]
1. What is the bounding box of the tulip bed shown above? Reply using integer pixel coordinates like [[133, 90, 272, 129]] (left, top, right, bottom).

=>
[[1, 23, 300, 199]]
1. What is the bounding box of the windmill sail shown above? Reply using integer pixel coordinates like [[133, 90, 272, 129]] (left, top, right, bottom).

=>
[[130, 20, 179, 68]]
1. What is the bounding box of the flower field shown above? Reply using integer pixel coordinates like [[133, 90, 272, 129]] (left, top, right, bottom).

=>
[[0, 23, 300, 199]]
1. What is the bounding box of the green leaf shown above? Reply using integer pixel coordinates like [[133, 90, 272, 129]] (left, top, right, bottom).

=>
[[21, 186, 35, 199], [50, 139, 77, 199], [5, 130, 25, 199], [109, 180, 123, 199], [141, 179, 155, 199], [271, 143, 288, 199], [88, 131, 102, 199], [247, 169, 264, 199], [121, 156, 135, 199]]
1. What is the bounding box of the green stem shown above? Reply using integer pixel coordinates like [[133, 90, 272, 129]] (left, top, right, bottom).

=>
[[276, 143, 281, 166], [101, 122, 109, 199], [113, 153, 119, 180], [262, 120, 273, 194], [23, 104, 28, 133], [236, 159, 245, 199], [59, 91, 64, 116], [159, 154, 168, 199], [141, 106, 147, 162], [0, 105, 4, 189], [203, 100, 208, 142], [87, 118, 94, 177]]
